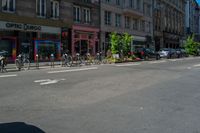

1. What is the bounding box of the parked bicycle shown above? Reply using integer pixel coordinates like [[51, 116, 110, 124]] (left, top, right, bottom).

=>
[[62, 53, 73, 67], [93, 52, 101, 65], [73, 53, 85, 66], [0, 55, 7, 73], [15, 54, 30, 71]]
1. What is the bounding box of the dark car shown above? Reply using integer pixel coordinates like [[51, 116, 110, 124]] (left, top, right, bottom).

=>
[[175, 48, 188, 58], [135, 48, 160, 60], [0, 50, 8, 57], [158, 48, 177, 59]]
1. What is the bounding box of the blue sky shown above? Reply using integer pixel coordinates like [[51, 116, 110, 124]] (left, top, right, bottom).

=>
[[197, 0, 200, 4]]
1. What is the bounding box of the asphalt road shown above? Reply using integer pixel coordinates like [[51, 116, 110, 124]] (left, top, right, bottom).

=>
[[1, 57, 200, 133]]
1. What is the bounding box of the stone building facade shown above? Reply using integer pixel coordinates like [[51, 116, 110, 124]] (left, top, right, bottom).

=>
[[69, 0, 100, 56], [100, 0, 153, 55], [0, 0, 72, 62], [185, 0, 200, 41], [153, 0, 185, 51]]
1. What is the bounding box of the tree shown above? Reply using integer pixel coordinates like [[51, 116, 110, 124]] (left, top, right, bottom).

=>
[[110, 32, 120, 54], [121, 32, 134, 56], [184, 34, 200, 55]]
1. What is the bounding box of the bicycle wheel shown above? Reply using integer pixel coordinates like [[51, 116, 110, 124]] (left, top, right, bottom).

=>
[[23, 59, 30, 70], [15, 59, 21, 71], [66, 56, 73, 67]]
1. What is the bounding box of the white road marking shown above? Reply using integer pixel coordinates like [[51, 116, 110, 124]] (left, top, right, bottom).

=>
[[47, 67, 98, 74], [193, 64, 200, 67], [169, 59, 177, 62], [187, 67, 192, 69], [0, 74, 17, 78], [34, 79, 51, 83], [148, 60, 166, 64], [115, 63, 141, 67], [34, 79, 66, 85]]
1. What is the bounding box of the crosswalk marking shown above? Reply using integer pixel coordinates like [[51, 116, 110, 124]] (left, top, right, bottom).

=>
[[0, 74, 17, 78]]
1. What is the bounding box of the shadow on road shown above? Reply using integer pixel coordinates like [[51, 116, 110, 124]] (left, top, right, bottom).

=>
[[0, 122, 45, 133]]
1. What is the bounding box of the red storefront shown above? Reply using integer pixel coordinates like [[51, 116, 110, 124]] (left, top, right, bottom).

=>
[[71, 25, 99, 56]]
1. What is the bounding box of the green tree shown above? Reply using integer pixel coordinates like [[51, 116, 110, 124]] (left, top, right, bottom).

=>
[[184, 34, 200, 55], [110, 32, 120, 54], [121, 32, 134, 56]]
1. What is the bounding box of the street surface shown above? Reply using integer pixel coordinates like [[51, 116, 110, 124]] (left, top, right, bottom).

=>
[[1, 57, 200, 133]]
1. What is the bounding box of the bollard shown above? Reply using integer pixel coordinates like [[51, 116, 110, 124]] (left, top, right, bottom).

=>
[[36, 54, 39, 69], [50, 54, 54, 68]]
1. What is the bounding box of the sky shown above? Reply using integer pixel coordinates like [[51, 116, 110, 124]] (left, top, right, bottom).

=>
[[197, 0, 200, 5]]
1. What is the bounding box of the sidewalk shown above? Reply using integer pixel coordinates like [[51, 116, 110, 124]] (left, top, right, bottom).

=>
[[5, 61, 63, 72]]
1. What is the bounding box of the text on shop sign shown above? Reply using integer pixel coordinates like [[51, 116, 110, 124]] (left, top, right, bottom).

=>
[[5, 23, 41, 31]]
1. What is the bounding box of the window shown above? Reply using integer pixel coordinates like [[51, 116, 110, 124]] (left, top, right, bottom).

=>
[[2, 0, 15, 12], [133, 19, 138, 30], [83, 8, 91, 23], [104, 11, 111, 25], [73, 6, 81, 22], [125, 16, 130, 28], [51, 0, 59, 19], [105, 0, 110, 3], [116, 0, 120, 6], [36, 0, 46, 17], [137, 0, 140, 10], [115, 14, 121, 27], [129, 0, 134, 8], [140, 20, 145, 31]]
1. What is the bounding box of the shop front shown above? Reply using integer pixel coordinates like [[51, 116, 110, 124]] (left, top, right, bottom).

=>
[[0, 20, 61, 62], [71, 25, 99, 56]]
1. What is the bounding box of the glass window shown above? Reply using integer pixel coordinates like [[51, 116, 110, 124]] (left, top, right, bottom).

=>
[[2, 0, 15, 12], [125, 16, 130, 28], [36, 0, 46, 17], [51, 0, 59, 19], [73, 6, 81, 22], [115, 13, 121, 27], [104, 11, 111, 25], [83, 8, 91, 23]]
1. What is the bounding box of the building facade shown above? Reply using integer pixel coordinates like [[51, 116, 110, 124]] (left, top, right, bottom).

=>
[[100, 0, 153, 55], [153, 0, 185, 51], [0, 0, 72, 62], [185, 0, 200, 41], [70, 0, 100, 56]]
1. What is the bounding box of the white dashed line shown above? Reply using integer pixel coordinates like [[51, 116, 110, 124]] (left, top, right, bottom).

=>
[[148, 60, 166, 64], [34, 79, 51, 83], [115, 63, 141, 67], [194, 64, 200, 67], [0, 74, 17, 78], [47, 67, 98, 74]]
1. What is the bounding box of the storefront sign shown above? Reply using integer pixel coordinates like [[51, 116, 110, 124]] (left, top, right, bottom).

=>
[[0, 21, 61, 34], [5, 22, 41, 32]]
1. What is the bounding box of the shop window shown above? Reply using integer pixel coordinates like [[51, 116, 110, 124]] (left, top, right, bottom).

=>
[[35, 40, 61, 61], [36, 0, 46, 17], [51, 0, 59, 19], [2, 0, 15, 12]]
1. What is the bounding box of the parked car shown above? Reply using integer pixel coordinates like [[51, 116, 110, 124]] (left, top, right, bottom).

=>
[[158, 48, 177, 59], [175, 48, 188, 57], [135, 48, 160, 60], [0, 50, 8, 57]]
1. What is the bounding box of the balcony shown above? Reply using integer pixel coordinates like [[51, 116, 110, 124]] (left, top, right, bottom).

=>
[[123, 7, 143, 18]]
